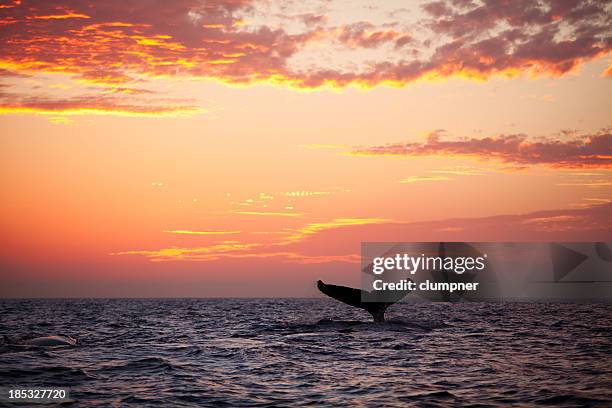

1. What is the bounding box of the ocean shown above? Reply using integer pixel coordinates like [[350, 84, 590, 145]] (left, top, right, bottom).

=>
[[0, 299, 611, 407]]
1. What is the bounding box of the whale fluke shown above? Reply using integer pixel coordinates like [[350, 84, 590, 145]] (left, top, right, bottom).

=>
[[317, 280, 410, 323]]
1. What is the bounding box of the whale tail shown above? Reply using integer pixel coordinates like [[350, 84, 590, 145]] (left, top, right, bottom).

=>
[[317, 280, 410, 323]]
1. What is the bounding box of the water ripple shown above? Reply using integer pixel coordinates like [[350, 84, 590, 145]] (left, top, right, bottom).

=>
[[0, 299, 610, 407]]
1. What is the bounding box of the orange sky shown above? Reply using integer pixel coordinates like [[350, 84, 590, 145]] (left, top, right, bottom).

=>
[[1, 0, 611, 297]]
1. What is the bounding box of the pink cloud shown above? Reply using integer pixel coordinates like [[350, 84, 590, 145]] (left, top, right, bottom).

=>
[[113, 203, 612, 264], [351, 130, 612, 169], [0, 90, 201, 116], [0, 0, 609, 90], [335, 22, 411, 49]]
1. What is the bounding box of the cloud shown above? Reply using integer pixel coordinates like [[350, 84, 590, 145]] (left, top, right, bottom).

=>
[[351, 129, 612, 169], [0, 0, 609, 91], [334, 22, 411, 49], [102, 87, 156, 95], [291, 203, 612, 253], [111, 203, 612, 262], [0, 90, 202, 117], [27, 12, 90, 20], [583, 198, 611, 204], [231, 211, 304, 217], [47, 116, 74, 125], [113, 247, 359, 263], [224, 189, 349, 215], [283, 191, 332, 197], [419, 0, 611, 78], [111, 241, 263, 262], [557, 180, 612, 187], [0, 0, 307, 86], [163, 230, 242, 235], [281, 217, 391, 244], [429, 165, 487, 176], [112, 217, 390, 262], [400, 175, 453, 184], [0, 68, 28, 77], [298, 13, 328, 28]]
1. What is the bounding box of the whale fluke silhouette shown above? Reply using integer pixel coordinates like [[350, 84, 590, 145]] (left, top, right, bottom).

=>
[[317, 280, 410, 323]]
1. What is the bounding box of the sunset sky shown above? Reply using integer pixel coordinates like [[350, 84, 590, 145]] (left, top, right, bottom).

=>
[[1, 0, 611, 297]]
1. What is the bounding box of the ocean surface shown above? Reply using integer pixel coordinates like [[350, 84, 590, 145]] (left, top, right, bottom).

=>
[[0, 299, 611, 407]]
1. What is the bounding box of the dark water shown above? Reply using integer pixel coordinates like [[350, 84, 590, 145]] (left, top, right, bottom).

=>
[[0, 299, 611, 407]]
